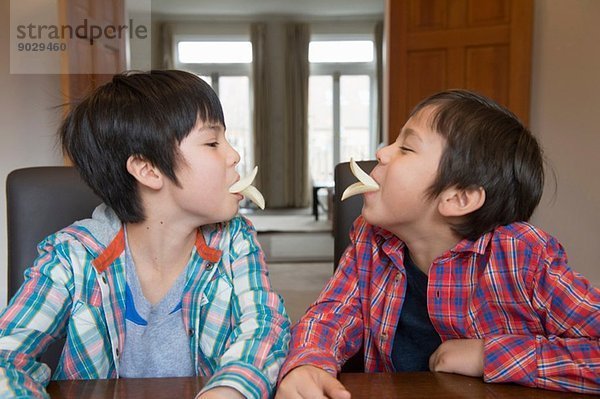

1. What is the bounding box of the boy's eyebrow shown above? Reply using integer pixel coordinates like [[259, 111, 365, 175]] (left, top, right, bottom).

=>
[[400, 128, 423, 142], [199, 123, 224, 133]]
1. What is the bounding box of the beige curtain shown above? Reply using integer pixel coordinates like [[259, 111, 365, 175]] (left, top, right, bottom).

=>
[[161, 23, 174, 69], [284, 23, 310, 207], [251, 23, 271, 202], [375, 20, 384, 145]]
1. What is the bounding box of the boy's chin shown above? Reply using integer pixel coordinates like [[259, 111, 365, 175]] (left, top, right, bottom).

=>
[[361, 208, 376, 226], [362, 208, 388, 230], [222, 206, 240, 221], [205, 206, 239, 225]]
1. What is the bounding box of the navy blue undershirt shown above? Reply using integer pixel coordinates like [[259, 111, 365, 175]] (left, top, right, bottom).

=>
[[391, 249, 442, 371]]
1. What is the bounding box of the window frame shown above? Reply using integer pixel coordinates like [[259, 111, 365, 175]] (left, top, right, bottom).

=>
[[309, 36, 378, 179], [172, 34, 254, 174]]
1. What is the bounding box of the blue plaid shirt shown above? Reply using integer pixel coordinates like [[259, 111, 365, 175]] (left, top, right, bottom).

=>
[[0, 205, 290, 398]]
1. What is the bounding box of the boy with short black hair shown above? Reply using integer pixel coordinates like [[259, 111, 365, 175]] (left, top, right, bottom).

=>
[[0, 70, 290, 399], [277, 90, 600, 397]]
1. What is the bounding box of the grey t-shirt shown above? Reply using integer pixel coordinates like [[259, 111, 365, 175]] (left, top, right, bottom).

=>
[[119, 235, 195, 378]]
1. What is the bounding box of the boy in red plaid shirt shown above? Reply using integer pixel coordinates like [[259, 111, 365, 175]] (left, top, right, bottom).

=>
[[276, 90, 600, 397]]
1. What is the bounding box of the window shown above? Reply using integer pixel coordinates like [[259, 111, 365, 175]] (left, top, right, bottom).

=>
[[309, 40, 374, 63], [178, 41, 252, 63], [176, 40, 253, 176], [308, 76, 333, 184], [308, 39, 376, 183]]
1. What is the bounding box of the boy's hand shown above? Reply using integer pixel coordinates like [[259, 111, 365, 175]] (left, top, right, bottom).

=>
[[429, 339, 484, 377], [198, 386, 245, 399], [276, 365, 351, 399]]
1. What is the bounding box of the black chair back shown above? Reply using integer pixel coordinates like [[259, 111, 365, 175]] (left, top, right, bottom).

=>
[[6, 166, 101, 374], [333, 160, 377, 268], [332, 160, 377, 373]]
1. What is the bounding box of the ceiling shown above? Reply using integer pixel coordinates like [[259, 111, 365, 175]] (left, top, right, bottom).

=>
[[144, 0, 384, 17]]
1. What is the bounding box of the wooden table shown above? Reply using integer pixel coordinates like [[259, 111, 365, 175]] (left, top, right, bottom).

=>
[[47, 372, 589, 398]]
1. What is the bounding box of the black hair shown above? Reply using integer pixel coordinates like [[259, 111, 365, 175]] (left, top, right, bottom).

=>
[[59, 70, 225, 222], [411, 89, 544, 240]]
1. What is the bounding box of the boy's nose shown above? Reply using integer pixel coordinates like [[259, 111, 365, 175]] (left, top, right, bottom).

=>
[[224, 139, 241, 165], [376, 145, 391, 164], [231, 147, 241, 166]]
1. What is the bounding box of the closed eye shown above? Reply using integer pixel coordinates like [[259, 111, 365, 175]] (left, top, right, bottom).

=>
[[400, 146, 414, 153], [206, 142, 220, 148]]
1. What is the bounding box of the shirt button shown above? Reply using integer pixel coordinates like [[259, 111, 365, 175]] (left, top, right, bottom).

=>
[[381, 332, 388, 339], [115, 348, 120, 358], [205, 263, 213, 270], [101, 274, 107, 284], [394, 275, 401, 284], [188, 328, 195, 337]]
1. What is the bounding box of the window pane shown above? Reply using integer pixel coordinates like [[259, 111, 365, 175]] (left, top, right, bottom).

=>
[[308, 76, 334, 183], [219, 76, 252, 175], [309, 41, 374, 63], [178, 41, 252, 63], [340, 75, 370, 163]]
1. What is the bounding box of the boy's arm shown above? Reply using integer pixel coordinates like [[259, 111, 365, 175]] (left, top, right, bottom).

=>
[[484, 236, 600, 394], [0, 238, 73, 398], [199, 219, 291, 399], [278, 218, 365, 380]]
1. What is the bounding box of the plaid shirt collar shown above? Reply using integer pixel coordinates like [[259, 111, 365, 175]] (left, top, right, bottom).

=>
[[372, 224, 493, 265], [92, 227, 223, 273]]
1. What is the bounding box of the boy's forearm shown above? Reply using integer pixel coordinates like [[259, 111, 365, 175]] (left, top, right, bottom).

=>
[[224, 259, 290, 394], [0, 244, 73, 399], [200, 361, 272, 399], [279, 298, 363, 382], [505, 238, 600, 393], [532, 335, 600, 394], [212, 290, 289, 398], [278, 346, 339, 382], [197, 386, 245, 399], [483, 335, 537, 386], [484, 334, 600, 394], [0, 361, 50, 399], [278, 251, 364, 382]]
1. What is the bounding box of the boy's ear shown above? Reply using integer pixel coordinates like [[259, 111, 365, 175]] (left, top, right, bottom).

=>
[[438, 186, 486, 217], [126, 155, 163, 190]]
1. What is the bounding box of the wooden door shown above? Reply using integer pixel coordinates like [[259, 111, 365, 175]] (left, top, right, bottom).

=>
[[385, 0, 533, 142], [59, 0, 126, 104]]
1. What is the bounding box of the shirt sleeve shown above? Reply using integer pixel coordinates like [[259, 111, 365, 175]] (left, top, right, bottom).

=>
[[200, 217, 291, 399], [0, 236, 73, 399], [278, 218, 365, 381], [483, 236, 600, 394]]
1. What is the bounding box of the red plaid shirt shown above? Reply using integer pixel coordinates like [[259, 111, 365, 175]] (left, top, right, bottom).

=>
[[280, 216, 600, 394]]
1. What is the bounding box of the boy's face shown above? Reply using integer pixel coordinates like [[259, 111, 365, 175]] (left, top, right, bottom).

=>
[[164, 119, 242, 225], [362, 106, 446, 236]]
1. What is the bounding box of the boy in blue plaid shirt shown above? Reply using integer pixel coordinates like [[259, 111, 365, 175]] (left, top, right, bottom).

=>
[[0, 70, 290, 399]]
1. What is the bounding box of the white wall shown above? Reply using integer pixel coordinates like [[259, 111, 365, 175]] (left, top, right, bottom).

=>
[[0, 0, 63, 307], [530, 0, 600, 286]]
